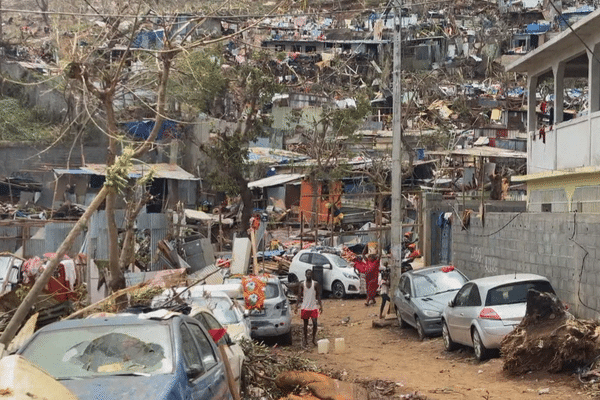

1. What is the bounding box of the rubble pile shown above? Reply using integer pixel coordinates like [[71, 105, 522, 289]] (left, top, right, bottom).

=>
[[501, 290, 600, 375], [240, 339, 326, 399]]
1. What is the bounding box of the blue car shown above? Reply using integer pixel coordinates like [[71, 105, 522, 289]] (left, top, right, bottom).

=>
[[17, 312, 233, 400]]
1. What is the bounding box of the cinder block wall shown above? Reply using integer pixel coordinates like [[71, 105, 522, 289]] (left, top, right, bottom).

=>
[[452, 211, 600, 320]]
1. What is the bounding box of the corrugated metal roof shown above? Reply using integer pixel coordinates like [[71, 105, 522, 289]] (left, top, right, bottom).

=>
[[55, 163, 198, 181], [427, 147, 527, 159], [248, 173, 304, 189]]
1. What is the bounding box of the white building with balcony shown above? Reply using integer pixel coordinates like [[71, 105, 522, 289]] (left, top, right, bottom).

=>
[[506, 9, 600, 213]]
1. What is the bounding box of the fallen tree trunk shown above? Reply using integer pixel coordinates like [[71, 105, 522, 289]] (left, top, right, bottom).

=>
[[501, 289, 600, 375]]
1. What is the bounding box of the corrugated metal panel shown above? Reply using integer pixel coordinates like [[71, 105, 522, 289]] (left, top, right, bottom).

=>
[[137, 213, 169, 271], [24, 238, 45, 258], [45, 222, 84, 256], [0, 226, 21, 254], [81, 163, 198, 181], [248, 173, 304, 189]]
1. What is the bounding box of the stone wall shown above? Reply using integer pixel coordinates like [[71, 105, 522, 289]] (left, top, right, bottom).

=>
[[452, 211, 600, 320]]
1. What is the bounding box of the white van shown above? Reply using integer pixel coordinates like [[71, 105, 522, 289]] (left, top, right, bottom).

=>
[[288, 249, 360, 298]]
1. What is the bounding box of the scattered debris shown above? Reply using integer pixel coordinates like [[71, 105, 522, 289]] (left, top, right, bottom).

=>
[[501, 290, 599, 375]]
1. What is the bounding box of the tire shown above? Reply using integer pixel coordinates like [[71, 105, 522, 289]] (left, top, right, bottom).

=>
[[472, 329, 491, 361], [415, 317, 426, 340], [331, 281, 346, 299], [442, 321, 458, 351], [396, 308, 408, 328], [279, 330, 293, 346], [288, 273, 298, 283]]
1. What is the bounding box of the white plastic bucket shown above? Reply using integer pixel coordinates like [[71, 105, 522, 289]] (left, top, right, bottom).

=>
[[334, 337, 345, 353], [317, 339, 329, 354]]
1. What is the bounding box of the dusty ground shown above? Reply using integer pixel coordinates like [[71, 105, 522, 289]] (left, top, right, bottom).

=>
[[281, 297, 589, 399]]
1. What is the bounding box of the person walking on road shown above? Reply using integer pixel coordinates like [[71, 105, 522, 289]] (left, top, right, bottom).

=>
[[297, 269, 322, 348], [354, 254, 380, 306]]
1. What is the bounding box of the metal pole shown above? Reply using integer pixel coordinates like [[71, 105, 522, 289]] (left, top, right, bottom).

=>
[[391, 0, 403, 287]]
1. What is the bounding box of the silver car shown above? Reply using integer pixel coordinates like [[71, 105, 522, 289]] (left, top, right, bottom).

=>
[[394, 265, 468, 340], [441, 273, 556, 361], [225, 276, 293, 345]]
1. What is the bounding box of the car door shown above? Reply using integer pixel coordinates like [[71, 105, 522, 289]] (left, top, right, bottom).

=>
[[446, 283, 477, 344], [183, 322, 230, 400], [201, 312, 242, 386], [396, 275, 414, 326], [294, 252, 313, 277], [311, 253, 332, 290]]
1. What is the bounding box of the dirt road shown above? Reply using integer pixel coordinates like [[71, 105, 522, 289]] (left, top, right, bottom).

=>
[[283, 297, 587, 399]]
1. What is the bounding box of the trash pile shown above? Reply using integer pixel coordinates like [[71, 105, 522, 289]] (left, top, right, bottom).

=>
[[501, 290, 600, 375], [240, 339, 408, 400]]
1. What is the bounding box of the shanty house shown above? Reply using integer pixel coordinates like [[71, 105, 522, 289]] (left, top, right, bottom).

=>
[[506, 9, 600, 213], [53, 163, 199, 211]]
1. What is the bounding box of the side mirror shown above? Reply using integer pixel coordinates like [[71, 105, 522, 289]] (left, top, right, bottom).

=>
[[323, 264, 331, 269], [403, 293, 410, 301], [448, 300, 454, 308], [243, 310, 250, 318], [225, 333, 235, 346], [186, 364, 204, 380]]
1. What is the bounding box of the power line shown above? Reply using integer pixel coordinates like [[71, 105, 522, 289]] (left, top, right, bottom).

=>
[[0, 0, 454, 20]]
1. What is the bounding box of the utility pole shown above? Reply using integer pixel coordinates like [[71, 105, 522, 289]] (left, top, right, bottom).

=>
[[391, 0, 403, 288]]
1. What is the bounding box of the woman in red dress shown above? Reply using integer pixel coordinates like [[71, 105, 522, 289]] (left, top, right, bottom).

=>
[[354, 254, 380, 306]]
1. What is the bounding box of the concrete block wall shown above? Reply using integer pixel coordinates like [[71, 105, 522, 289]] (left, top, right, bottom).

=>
[[452, 211, 600, 320]]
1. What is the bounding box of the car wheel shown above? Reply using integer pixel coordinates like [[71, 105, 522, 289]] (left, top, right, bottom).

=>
[[442, 321, 458, 351], [472, 329, 491, 361], [288, 273, 298, 283], [331, 281, 345, 299], [279, 330, 293, 346], [415, 317, 426, 340], [396, 308, 408, 328]]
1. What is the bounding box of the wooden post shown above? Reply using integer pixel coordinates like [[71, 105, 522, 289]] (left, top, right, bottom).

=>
[[218, 344, 241, 400], [300, 211, 304, 249], [250, 230, 258, 275]]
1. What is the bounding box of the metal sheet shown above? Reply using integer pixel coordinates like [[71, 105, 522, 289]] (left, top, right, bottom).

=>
[[248, 173, 304, 189], [57, 163, 198, 181]]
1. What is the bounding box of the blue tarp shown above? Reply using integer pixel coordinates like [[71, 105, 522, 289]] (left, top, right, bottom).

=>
[[121, 120, 181, 140], [525, 23, 550, 34], [132, 30, 164, 49]]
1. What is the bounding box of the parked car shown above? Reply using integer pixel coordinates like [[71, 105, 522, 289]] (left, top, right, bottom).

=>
[[189, 305, 245, 393], [394, 265, 469, 339], [225, 276, 293, 344], [288, 248, 360, 298], [18, 312, 234, 400], [441, 273, 556, 361]]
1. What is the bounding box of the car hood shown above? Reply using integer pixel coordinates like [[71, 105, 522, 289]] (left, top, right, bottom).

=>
[[412, 291, 459, 313], [60, 374, 180, 400]]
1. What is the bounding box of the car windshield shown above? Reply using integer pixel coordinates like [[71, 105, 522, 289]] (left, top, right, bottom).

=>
[[21, 324, 173, 380], [412, 270, 468, 297], [485, 280, 555, 306], [190, 297, 241, 325], [327, 254, 349, 268]]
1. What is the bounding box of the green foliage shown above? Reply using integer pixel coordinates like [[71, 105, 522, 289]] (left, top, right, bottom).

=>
[[169, 47, 228, 113], [0, 97, 58, 143]]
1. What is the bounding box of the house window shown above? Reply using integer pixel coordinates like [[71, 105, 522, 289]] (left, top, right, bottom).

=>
[[541, 203, 552, 212], [305, 45, 316, 53], [292, 45, 301, 52], [275, 45, 285, 51]]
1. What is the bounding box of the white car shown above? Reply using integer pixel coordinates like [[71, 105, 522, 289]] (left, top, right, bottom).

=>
[[152, 287, 251, 341], [442, 273, 556, 361], [288, 248, 360, 298]]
